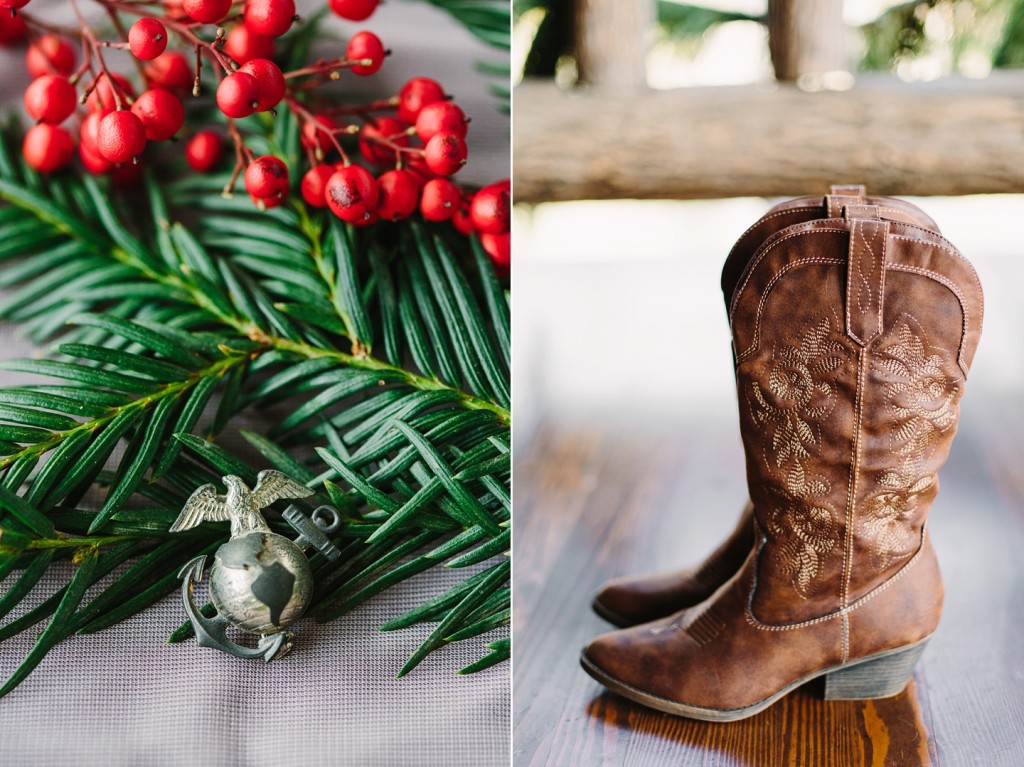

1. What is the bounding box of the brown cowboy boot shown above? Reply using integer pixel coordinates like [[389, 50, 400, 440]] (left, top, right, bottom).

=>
[[592, 503, 755, 627], [582, 199, 983, 720], [591, 187, 944, 629]]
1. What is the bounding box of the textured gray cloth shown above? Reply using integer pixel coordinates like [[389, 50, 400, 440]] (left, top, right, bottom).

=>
[[0, 2, 510, 765]]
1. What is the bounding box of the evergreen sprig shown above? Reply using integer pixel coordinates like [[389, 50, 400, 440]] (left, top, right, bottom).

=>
[[413, 0, 510, 50], [0, 106, 510, 695]]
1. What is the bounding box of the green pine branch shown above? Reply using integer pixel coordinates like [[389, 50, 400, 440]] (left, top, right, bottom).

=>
[[0, 109, 510, 695], [404, 0, 510, 111], [410, 0, 510, 51]]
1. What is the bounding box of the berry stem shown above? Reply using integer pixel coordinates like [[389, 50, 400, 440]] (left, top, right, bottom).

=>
[[105, 0, 237, 76], [286, 96, 352, 166], [283, 57, 365, 80], [74, 4, 128, 110], [102, 4, 148, 84], [222, 117, 254, 197]]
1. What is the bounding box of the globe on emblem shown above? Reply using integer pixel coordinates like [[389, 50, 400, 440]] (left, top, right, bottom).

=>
[[208, 532, 314, 635]]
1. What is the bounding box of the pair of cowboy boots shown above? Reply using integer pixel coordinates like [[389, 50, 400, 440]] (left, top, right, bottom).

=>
[[581, 187, 984, 721]]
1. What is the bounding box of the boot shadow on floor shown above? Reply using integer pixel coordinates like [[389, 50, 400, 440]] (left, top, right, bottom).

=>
[[584, 679, 934, 766]]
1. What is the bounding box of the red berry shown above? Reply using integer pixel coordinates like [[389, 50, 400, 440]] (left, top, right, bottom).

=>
[[398, 77, 445, 124], [22, 123, 74, 172], [480, 232, 510, 273], [0, 0, 29, 11], [185, 130, 224, 172], [252, 193, 284, 209], [244, 155, 289, 199], [358, 116, 407, 166], [80, 111, 104, 155], [423, 132, 467, 176], [347, 31, 385, 76], [131, 89, 184, 141], [224, 24, 275, 64], [415, 101, 467, 142], [79, 112, 113, 173], [329, 0, 378, 21], [402, 154, 435, 187], [325, 165, 378, 223], [452, 202, 474, 235], [216, 71, 260, 118], [24, 75, 77, 125], [183, 0, 231, 23], [301, 114, 339, 156], [129, 18, 167, 61], [238, 59, 285, 112], [145, 52, 193, 92], [97, 110, 147, 164], [354, 210, 378, 227], [244, 0, 296, 37], [470, 181, 510, 235], [301, 164, 334, 207], [162, 0, 189, 20], [0, 11, 27, 46], [376, 169, 418, 221], [79, 144, 112, 174], [86, 73, 135, 113], [26, 35, 76, 78], [420, 178, 460, 222]]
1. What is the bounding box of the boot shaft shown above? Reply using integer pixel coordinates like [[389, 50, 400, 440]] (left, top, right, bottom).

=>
[[728, 202, 983, 624]]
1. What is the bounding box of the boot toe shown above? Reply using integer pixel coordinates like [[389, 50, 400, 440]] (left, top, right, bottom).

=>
[[593, 571, 697, 627], [582, 612, 693, 699], [592, 580, 638, 626], [581, 629, 639, 693]]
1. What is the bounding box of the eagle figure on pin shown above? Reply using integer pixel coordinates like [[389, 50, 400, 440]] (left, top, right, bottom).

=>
[[171, 470, 342, 662]]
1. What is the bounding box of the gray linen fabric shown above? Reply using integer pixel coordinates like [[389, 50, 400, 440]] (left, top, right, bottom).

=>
[[0, 2, 511, 764]]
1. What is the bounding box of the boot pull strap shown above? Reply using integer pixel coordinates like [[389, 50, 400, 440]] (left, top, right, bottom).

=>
[[825, 184, 867, 218], [826, 184, 867, 218], [844, 204, 889, 346]]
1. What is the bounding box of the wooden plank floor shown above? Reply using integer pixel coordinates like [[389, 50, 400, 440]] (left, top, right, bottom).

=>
[[512, 399, 1024, 767]]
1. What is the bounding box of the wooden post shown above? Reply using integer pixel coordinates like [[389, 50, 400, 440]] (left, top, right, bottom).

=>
[[767, 0, 847, 82], [573, 0, 654, 91]]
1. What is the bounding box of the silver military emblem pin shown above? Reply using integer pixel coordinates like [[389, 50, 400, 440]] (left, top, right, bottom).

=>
[[171, 470, 341, 661]]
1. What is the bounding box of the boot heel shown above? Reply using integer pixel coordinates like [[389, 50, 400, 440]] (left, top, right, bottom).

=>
[[823, 640, 929, 701]]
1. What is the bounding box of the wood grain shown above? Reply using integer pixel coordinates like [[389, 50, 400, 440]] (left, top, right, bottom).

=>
[[572, 0, 654, 92], [512, 404, 1024, 766], [513, 75, 1024, 202], [767, 0, 847, 81]]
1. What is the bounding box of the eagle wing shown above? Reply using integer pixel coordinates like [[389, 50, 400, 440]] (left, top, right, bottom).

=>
[[169, 484, 230, 532], [250, 469, 314, 509]]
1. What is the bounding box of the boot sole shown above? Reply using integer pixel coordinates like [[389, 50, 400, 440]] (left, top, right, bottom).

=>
[[579, 636, 930, 722], [590, 598, 634, 628]]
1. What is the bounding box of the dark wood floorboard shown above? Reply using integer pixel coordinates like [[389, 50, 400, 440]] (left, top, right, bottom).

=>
[[513, 401, 1024, 767]]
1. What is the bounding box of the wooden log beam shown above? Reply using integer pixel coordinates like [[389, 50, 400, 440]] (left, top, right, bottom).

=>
[[513, 74, 1024, 202]]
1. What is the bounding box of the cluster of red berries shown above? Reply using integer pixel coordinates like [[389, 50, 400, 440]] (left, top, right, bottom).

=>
[[6, 0, 510, 273], [234, 73, 508, 266], [13, 25, 192, 179], [294, 76, 472, 219]]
